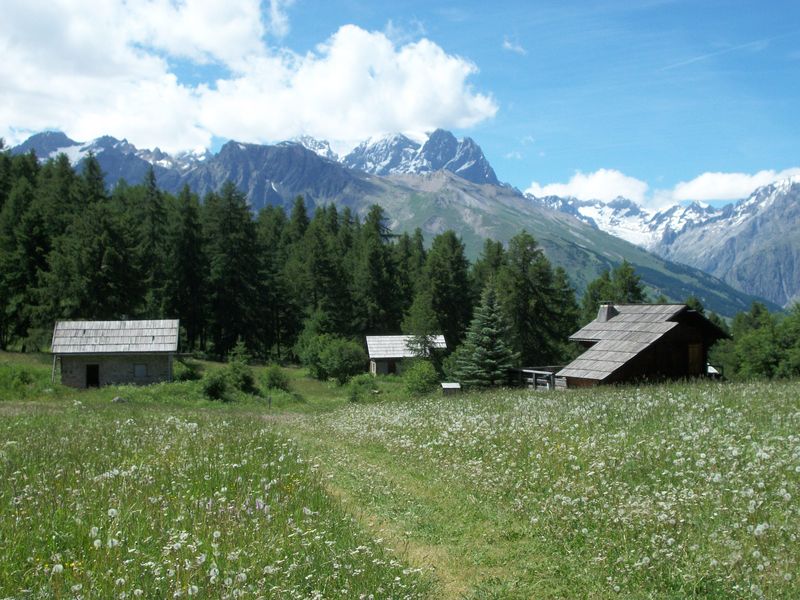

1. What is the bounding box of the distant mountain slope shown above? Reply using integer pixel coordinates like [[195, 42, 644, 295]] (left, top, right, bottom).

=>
[[11, 131, 775, 316], [654, 178, 800, 307], [531, 178, 800, 307]]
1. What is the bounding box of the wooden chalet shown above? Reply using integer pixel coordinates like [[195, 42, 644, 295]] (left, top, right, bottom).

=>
[[51, 319, 179, 388], [556, 303, 728, 388], [366, 334, 446, 375]]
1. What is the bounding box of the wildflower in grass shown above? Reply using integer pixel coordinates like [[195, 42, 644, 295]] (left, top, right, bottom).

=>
[[188, 585, 199, 595], [754, 523, 769, 536], [115, 577, 125, 586], [108, 508, 118, 518], [93, 539, 102, 549], [51, 564, 63, 574]]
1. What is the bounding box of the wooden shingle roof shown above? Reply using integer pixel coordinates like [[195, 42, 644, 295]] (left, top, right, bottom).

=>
[[52, 319, 180, 354], [366, 335, 446, 359], [557, 304, 686, 381]]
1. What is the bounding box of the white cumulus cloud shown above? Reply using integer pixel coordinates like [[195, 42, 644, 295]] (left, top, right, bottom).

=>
[[526, 169, 649, 203], [0, 1, 497, 154], [526, 166, 800, 210], [670, 168, 800, 202]]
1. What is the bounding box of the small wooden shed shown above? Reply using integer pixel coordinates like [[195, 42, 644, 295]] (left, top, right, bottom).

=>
[[366, 334, 446, 375], [556, 303, 728, 388], [51, 319, 180, 388]]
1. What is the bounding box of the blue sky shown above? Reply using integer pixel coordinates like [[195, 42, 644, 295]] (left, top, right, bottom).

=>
[[3, 0, 799, 207]]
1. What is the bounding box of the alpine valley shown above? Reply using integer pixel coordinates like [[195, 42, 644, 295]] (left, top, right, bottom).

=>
[[11, 130, 785, 317]]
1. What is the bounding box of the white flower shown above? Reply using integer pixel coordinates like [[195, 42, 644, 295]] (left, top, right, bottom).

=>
[[90, 526, 99, 537], [108, 508, 119, 519], [52, 564, 64, 574], [93, 539, 102, 549], [115, 577, 126, 586], [754, 522, 769, 536], [188, 585, 199, 596]]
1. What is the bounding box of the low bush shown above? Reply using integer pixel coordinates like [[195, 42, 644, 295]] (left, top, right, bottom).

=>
[[347, 373, 377, 403], [173, 359, 201, 382], [201, 369, 229, 401], [263, 364, 291, 392], [319, 338, 367, 385], [403, 360, 439, 395]]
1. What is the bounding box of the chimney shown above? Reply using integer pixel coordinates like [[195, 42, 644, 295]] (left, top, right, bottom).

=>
[[597, 302, 618, 323]]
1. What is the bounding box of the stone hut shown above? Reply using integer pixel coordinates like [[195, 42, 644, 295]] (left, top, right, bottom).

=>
[[51, 319, 179, 388], [366, 334, 446, 375]]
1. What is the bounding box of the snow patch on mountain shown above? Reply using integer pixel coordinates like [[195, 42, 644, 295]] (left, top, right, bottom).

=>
[[342, 129, 499, 185], [529, 194, 723, 250]]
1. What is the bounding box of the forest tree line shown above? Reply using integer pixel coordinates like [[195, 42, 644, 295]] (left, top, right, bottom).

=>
[[1, 145, 799, 381]]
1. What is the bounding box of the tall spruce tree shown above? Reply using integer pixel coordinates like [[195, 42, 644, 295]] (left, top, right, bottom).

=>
[[456, 283, 517, 387], [163, 185, 207, 350], [137, 168, 169, 315], [351, 205, 399, 333], [202, 182, 260, 356], [421, 230, 472, 348]]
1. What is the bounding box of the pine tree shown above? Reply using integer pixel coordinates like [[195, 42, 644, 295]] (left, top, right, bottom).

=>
[[421, 230, 472, 348], [203, 182, 260, 356], [351, 205, 399, 333], [456, 284, 517, 387], [137, 168, 169, 315], [39, 202, 143, 322], [163, 185, 207, 350], [496, 231, 577, 365]]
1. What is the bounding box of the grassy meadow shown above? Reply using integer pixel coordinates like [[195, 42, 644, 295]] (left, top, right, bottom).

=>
[[1, 352, 799, 598]]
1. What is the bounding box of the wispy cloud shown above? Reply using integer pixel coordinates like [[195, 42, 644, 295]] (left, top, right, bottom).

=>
[[505, 151, 522, 160], [502, 36, 527, 56], [661, 31, 796, 71], [384, 18, 427, 45], [266, 0, 295, 38]]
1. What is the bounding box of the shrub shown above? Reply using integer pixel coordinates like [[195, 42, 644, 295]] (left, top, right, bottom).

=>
[[226, 360, 256, 394], [226, 340, 256, 393], [295, 331, 333, 380], [403, 360, 439, 395], [263, 364, 291, 392], [347, 373, 377, 403], [173, 360, 201, 382], [201, 369, 229, 401], [319, 338, 368, 385]]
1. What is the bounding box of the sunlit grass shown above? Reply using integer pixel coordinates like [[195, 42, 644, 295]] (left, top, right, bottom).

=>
[[289, 381, 800, 598], [0, 356, 431, 599], [3, 351, 799, 598]]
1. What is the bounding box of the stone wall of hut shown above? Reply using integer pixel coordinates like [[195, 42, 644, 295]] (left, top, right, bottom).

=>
[[60, 354, 172, 388]]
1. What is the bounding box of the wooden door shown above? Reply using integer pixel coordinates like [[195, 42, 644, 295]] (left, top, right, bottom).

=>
[[687, 343, 704, 375], [86, 364, 100, 387]]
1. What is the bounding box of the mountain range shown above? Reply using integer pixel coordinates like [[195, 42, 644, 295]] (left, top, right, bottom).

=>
[[11, 130, 785, 316], [529, 178, 800, 307]]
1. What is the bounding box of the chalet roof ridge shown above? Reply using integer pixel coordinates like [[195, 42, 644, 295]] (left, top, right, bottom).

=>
[[366, 334, 446, 359], [51, 318, 180, 354]]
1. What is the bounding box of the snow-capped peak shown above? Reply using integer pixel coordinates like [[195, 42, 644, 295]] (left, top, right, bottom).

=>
[[290, 136, 339, 161]]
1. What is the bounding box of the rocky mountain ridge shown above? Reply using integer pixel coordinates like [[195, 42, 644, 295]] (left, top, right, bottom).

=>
[[528, 177, 800, 306], [10, 130, 781, 314]]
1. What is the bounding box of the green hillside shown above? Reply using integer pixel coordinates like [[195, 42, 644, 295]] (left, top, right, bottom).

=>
[[363, 171, 775, 317]]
